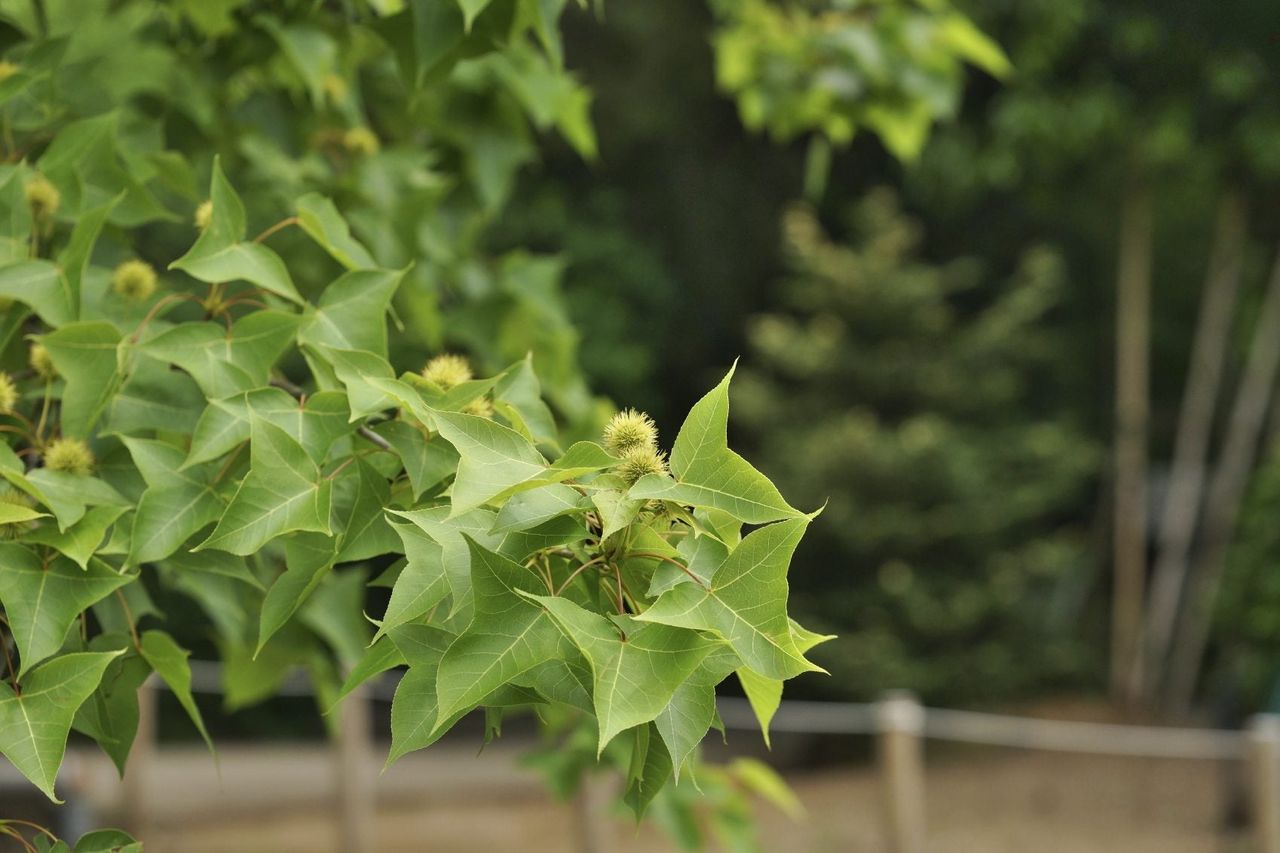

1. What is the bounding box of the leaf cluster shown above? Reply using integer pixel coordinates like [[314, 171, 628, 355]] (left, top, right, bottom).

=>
[[0, 153, 827, 822]]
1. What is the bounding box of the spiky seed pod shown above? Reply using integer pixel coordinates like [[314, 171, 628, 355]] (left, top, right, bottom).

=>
[[463, 396, 494, 418], [44, 437, 94, 476], [195, 199, 213, 230], [24, 174, 60, 224], [29, 342, 56, 380], [422, 353, 472, 390], [0, 371, 15, 414], [0, 61, 20, 83], [617, 445, 668, 486], [111, 259, 158, 301], [602, 408, 658, 454], [0, 487, 36, 539], [343, 126, 380, 156]]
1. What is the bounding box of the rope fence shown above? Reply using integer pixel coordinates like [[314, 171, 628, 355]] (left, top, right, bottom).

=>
[[5, 662, 1278, 853]]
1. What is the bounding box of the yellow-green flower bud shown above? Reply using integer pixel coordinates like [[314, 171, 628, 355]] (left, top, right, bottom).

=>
[[24, 174, 59, 224], [0, 371, 15, 414], [111, 259, 158, 301], [0, 61, 21, 83], [343, 126, 380, 156], [617, 445, 668, 486], [0, 487, 36, 539], [421, 354, 472, 390], [44, 437, 94, 476], [603, 408, 658, 454], [29, 342, 56, 380], [322, 73, 348, 104], [463, 396, 494, 418], [195, 199, 213, 230]]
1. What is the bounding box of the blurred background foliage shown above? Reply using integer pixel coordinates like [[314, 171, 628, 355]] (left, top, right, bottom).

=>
[[502, 0, 1280, 707]]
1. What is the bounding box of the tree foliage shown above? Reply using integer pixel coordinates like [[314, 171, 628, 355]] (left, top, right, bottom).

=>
[[0, 0, 877, 838], [733, 191, 1099, 701]]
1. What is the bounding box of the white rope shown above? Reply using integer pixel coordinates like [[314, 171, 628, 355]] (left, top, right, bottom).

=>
[[163, 660, 1248, 762]]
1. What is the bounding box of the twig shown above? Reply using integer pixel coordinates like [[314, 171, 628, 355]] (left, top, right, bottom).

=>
[[0, 624, 18, 692], [253, 216, 299, 244], [130, 292, 198, 344], [555, 555, 607, 596], [116, 589, 140, 649], [624, 551, 708, 590]]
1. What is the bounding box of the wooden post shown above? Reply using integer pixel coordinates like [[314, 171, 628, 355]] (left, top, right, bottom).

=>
[[336, 686, 375, 853], [572, 774, 610, 853], [877, 691, 926, 853], [122, 677, 157, 840], [1249, 714, 1280, 853], [1112, 183, 1153, 705]]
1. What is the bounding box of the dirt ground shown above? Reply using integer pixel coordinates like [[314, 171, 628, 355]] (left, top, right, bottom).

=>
[[51, 739, 1248, 853]]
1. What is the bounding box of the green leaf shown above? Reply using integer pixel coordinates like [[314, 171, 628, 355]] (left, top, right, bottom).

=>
[[493, 483, 586, 533], [430, 412, 611, 513], [0, 651, 123, 801], [457, 0, 494, 30], [186, 388, 350, 468], [42, 322, 124, 438], [0, 261, 74, 326], [430, 409, 545, 514], [299, 268, 406, 359], [196, 420, 333, 555], [376, 420, 459, 499], [386, 623, 457, 766], [0, 502, 48, 525], [0, 545, 132, 676], [138, 630, 213, 752], [523, 593, 721, 753], [432, 538, 565, 727], [123, 438, 225, 565], [592, 488, 642, 542], [493, 354, 558, 447], [12, 470, 127, 531], [296, 193, 377, 270], [736, 666, 782, 749], [655, 645, 739, 776], [161, 550, 264, 590], [106, 355, 206, 436], [332, 634, 404, 707], [142, 311, 300, 398], [622, 723, 671, 821], [25, 505, 125, 569], [71, 829, 142, 853], [72, 636, 149, 776], [628, 364, 802, 524], [378, 520, 451, 639], [256, 532, 337, 655], [333, 458, 399, 563], [635, 517, 820, 680], [170, 158, 302, 303], [310, 345, 397, 419], [58, 197, 119, 314], [648, 532, 725, 597], [390, 505, 588, 620]]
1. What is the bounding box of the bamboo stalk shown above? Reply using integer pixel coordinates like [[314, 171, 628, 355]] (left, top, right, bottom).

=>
[[1165, 243, 1280, 711], [1138, 192, 1247, 701], [1111, 183, 1154, 704]]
